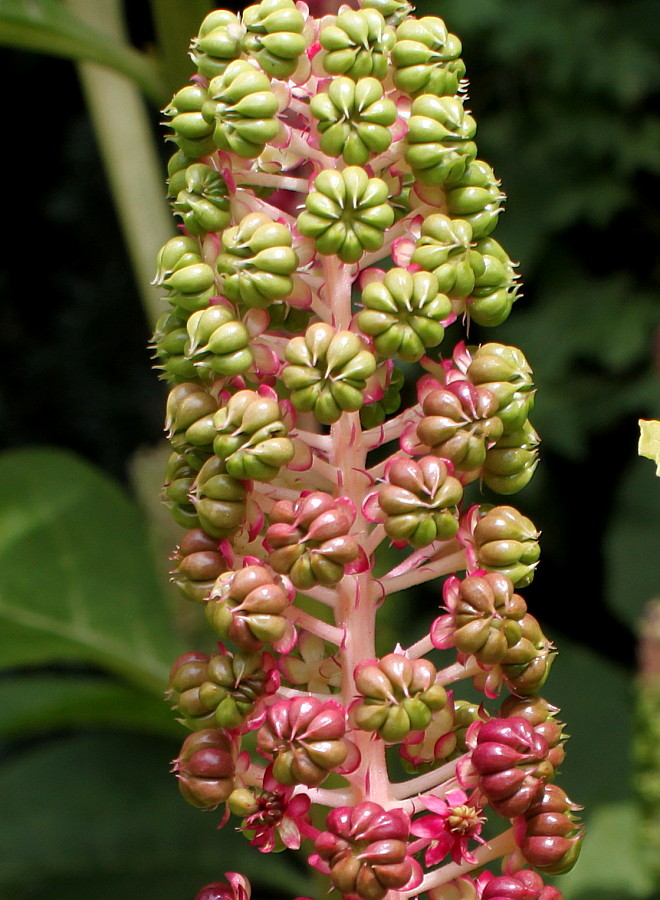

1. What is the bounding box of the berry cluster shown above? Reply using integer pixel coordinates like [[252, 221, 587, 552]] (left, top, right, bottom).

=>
[[153, 1, 583, 897]]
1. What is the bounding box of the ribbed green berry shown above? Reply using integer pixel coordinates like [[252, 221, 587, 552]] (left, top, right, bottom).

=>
[[282, 323, 377, 424], [483, 422, 539, 495], [392, 17, 465, 97], [358, 268, 451, 362], [377, 456, 463, 547], [297, 167, 394, 264], [211, 390, 294, 481], [467, 343, 535, 431], [152, 310, 196, 384], [360, 365, 404, 428], [155, 236, 201, 282], [318, 8, 395, 80], [310, 76, 397, 165], [417, 384, 504, 473], [361, 0, 414, 26], [444, 160, 505, 238], [405, 95, 477, 185], [411, 214, 477, 298], [468, 236, 520, 325], [205, 60, 280, 159], [242, 0, 307, 79], [191, 10, 244, 79], [473, 504, 541, 588], [162, 452, 203, 529], [167, 149, 196, 198], [192, 457, 249, 539], [184, 305, 254, 378], [165, 84, 216, 158], [216, 212, 297, 307], [173, 164, 231, 236]]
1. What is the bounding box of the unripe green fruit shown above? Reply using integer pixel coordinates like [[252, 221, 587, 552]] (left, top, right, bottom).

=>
[[358, 268, 451, 362], [283, 323, 376, 424], [298, 167, 394, 264], [310, 76, 397, 165], [406, 95, 477, 184], [392, 16, 465, 97], [318, 8, 395, 81]]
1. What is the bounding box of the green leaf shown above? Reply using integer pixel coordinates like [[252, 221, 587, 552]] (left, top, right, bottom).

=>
[[543, 630, 632, 810], [605, 455, 660, 629], [0, 673, 179, 739], [0, 448, 183, 694], [0, 733, 310, 898], [0, 0, 166, 104]]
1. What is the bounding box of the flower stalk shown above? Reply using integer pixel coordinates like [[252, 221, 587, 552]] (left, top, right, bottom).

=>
[[152, 1, 584, 897]]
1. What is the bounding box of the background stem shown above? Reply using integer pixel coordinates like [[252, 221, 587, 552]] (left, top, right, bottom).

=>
[[64, 0, 174, 329]]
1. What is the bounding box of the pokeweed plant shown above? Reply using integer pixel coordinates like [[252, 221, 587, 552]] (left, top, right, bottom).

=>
[[154, 1, 584, 898]]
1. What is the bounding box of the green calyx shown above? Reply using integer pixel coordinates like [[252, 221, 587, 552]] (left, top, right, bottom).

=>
[[310, 76, 397, 166], [297, 167, 394, 264], [392, 16, 465, 97], [217, 212, 298, 308], [358, 267, 451, 362], [172, 163, 231, 236], [205, 60, 281, 159], [318, 8, 395, 80], [405, 95, 477, 185], [211, 389, 294, 481], [242, 0, 307, 79], [282, 323, 377, 425]]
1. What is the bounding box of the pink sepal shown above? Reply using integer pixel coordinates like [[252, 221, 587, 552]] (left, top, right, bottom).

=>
[[335, 739, 361, 775], [456, 755, 479, 790], [391, 237, 416, 267], [362, 490, 384, 524], [399, 420, 425, 456], [273, 619, 298, 655], [251, 343, 281, 378], [358, 266, 386, 289], [289, 438, 314, 470], [345, 546, 369, 574]]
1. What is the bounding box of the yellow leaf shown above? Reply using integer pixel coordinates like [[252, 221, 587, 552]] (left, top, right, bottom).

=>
[[638, 419, 660, 476]]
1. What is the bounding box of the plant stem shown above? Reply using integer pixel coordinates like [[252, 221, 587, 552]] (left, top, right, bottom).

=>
[[65, 0, 174, 328]]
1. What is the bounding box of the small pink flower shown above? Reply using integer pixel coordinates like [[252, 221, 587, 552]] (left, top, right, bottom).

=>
[[411, 790, 486, 867], [241, 765, 312, 853]]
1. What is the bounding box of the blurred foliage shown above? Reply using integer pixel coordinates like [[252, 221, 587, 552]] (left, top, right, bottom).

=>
[[0, 0, 659, 898]]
